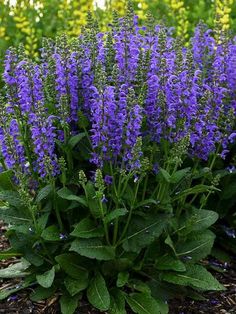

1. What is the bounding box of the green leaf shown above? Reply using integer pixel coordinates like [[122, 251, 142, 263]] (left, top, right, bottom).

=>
[[57, 187, 87, 206], [109, 289, 126, 314], [172, 185, 220, 201], [85, 182, 102, 218], [170, 168, 191, 184], [87, 272, 110, 311], [128, 280, 151, 294], [41, 225, 61, 241], [36, 266, 55, 288], [104, 208, 128, 224], [37, 212, 50, 230], [0, 207, 30, 224], [155, 255, 186, 272], [126, 293, 161, 314], [70, 238, 115, 260], [122, 214, 168, 253], [0, 280, 31, 301], [68, 132, 86, 148], [0, 190, 23, 208], [0, 170, 14, 190], [164, 235, 177, 255], [24, 251, 44, 267], [117, 271, 129, 288], [64, 275, 89, 296], [134, 199, 158, 210], [35, 185, 52, 203], [55, 253, 89, 279], [178, 208, 219, 235], [159, 168, 171, 183], [60, 293, 79, 314], [0, 248, 22, 261], [162, 264, 225, 291], [176, 230, 215, 262], [0, 258, 30, 278], [71, 217, 104, 238], [30, 286, 56, 302]]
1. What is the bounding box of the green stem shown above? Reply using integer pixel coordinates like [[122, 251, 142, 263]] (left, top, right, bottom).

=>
[[117, 181, 140, 246], [98, 199, 110, 245], [189, 145, 220, 205], [52, 180, 63, 231]]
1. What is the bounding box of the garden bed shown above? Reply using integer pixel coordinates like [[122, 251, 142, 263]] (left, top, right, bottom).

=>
[[1, 223, 236, 314]]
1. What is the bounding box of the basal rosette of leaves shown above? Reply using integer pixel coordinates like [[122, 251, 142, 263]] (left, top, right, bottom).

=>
[[0, 6, 236, 314]]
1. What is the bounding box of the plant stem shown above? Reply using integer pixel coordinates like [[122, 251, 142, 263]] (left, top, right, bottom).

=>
[[52, 180, 63, 231], [189, 145, 220, 205], [117, 181, 140, 246]]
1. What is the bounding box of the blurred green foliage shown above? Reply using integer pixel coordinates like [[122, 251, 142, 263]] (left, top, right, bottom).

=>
[[0, 0, 236, 63]]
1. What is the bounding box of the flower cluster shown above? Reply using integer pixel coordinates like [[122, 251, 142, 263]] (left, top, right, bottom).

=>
[[1, 14, 236, 183]]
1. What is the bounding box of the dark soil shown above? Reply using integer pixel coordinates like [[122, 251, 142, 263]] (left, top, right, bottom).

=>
[[1, 222, 236, 314]]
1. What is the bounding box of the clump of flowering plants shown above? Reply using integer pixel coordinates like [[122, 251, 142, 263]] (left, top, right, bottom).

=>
[[0, 5, 236, 313]]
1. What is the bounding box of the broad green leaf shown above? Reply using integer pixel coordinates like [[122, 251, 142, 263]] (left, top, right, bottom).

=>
[[178, 208, 219, 235], [104, 208, 128, 224], [55, 253, 89, 279], [35, 185, 52, 203], [172, 185, 220, 202], [57, 187, 87, 206], [0, 170, 14, 190], [64, 276, 89, 296], [0, 191, 23, 208], [116, 271, 129, 288], [176, 230, 215, 262], [60, 293, 79, 314], [41, 225, 61, 241], [109, 288, 126, 314], [155, 255, 186, 272], [36, 266, 55, 288], [128, 280, 151, 294], [87, 272, 110, 311], [37, 212, 50, 230], [159, 168, 171, 183], [162, 264, 225, 291], [70, 238, 115, 260], [24, 251, 44, 267], [126, 293, 161, 314], [71, 217, 104, 238], [170, 168, 191, 184], [0, 207, 30, 224], [68, 132, 86, 148], [30, 286, 56, 302], [0, 258, 30, 278], [122, 214, 168, 253]]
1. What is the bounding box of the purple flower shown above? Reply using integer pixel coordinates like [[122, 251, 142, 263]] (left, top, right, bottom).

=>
[[104, 175, 113, 185], [67, 52, 79, 124]]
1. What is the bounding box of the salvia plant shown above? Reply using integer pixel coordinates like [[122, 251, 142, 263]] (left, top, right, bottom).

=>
[[0, 4, 236, 314]]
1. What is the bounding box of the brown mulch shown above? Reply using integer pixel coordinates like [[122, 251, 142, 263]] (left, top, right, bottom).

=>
[[1, 222, 236, 314]]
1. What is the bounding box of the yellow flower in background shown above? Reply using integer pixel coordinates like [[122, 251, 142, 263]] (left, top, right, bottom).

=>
[[68, 0, 93, 35], [215, 0, 233, 31], [168, 0, 189, 40], [0, 0, 235, 60], [13, 1, 39, 57], [0, 26, 6, 38]]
